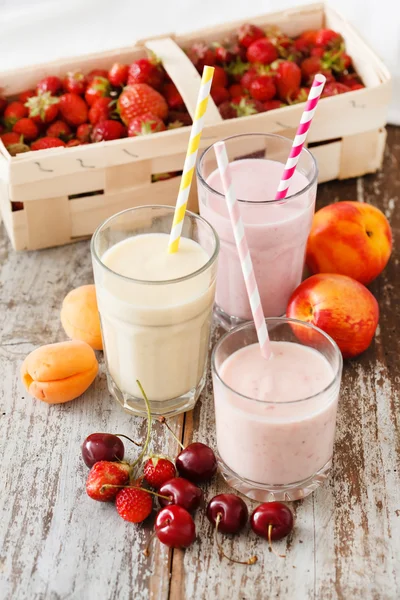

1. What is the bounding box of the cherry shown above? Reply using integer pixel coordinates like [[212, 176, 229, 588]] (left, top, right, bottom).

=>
[[82, 433, 125, 467], [155, 505, 196, 548], [251, 502, 294, 558], [206, 494, 257, 565], [176, 443, 217, 483], [158, 477, 203, 512]]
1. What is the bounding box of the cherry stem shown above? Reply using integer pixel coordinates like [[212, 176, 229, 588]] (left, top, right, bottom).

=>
[[100, 484, 171, 501], [115, 433, 142, 447], [131, 380, 152, 476], [158, 416, 185, 450], [214, 514, 258, 566], [268, 524, 286, 559], [143, 529, 157, 557]]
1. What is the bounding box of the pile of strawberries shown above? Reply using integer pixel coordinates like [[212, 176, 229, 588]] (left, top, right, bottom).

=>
[[0, 24, 363, 156]]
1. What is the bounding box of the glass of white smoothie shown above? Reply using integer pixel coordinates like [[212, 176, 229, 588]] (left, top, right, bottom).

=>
[[212, 317, 342, 501], [91, 205, 219, 417], [197, 133, 318, 330]]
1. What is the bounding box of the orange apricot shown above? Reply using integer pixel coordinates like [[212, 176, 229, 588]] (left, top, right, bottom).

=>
[[61, 284, 103, 350]]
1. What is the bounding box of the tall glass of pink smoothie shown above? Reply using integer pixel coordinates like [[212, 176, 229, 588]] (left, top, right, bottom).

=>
[[212, 317, 342, 501], [197, 134, 318, 330], [91, 206, 219, 417]]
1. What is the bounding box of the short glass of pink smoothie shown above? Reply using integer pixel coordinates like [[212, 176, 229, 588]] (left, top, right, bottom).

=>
[[212, 317, 342, 501], [91, 205, 219, 417], [197, 133, 318, 330]]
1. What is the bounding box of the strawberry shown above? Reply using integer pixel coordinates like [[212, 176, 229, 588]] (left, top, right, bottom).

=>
[[337, 73, 362, 87], [37, 76, 62, 96], [310, 47, 326, 59], [263, 99, 284, 111], [211, 65, 228, 90], [225, 57, 252, 82], [294, 37, 314, 55], [341, 53, 352, 70], [91, 120, 126, 142], [240, 67, 259, 90], [228, 83, 243, 97], [300, 56, 334, 86], [349, 83, 365, 91], [18, 89, 36, 104], [85, 77, 111, 107], [163, 83, 184, 110], [315, 29, 342, 49], [0, 96, 6, 114], [31, 137, 66, 151], [62, 71, 87, 95], [1, 132, 22, 147], [321, 82, 351, 97], [76, 123, 92, 143], [86, 461, 130, 502], [127, 58, 164, 90], [238, 24, 265, 49], [4, 102, 29, 128], [274, 61, 301, 101], [291, 87, 310, 104], [25, 92, 59, 125], [128, 112, 166, 137], [143, 456, 176, 489], [297, 30, 319, 46], [265, 27, 294, 57], [46, 120, 72, 140], [218, 101, 237, 120], [59, 93, 88, 126], [167, 110, 192, 127], [186, 43, 216, 71], [12, 118, 39, 142], [247, 38, 278, 65], [249, 75, 276, 101], [108, 63, 129, 87], [86, 69, 109, 85], [115, 487, 153, 523], [213, 43, 234, 64], [232, 96, 264, 115], [66, 139, 81, 147], [118, 84, 168, 125], [88, 97, 115, 124], [211, 87, 230, 106]]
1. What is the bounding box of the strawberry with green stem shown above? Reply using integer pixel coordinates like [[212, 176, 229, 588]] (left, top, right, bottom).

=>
[[13, 118, 39, 142], [25, 91, 59, 125], [127, 58, 164, 90], [4, 101, 29, 128], [31, 137, 66, 151], [128, 113, 166, 137], [63, 71, 87, 95], [85, 76, 111, 107]]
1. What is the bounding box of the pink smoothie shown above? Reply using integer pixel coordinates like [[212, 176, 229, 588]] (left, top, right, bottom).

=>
[[213, 341, 340, 485], [200, 158, 315, 320]]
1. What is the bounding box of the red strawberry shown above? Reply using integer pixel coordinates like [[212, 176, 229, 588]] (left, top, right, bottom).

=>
[[186, 43, 216, 72], [115, 487, 153, 523], [232, 96, 264, 115], [238, 24, 265, 49], [127, 58, 164, 90], [349, 83, 365, 91], [62, 71, 87, 95], [291, 87, 310, 104], [342, 53, 352, 70], [37, 76, 62, 96], [321, 82, 351, 97], [315, 29, 342, 49], [214, 44, 234, 64], [337, 73, 362, 87], [310, 47, 326, 59], [76, 123, 92, 143], [18, 89, 36, 104], [143, 456, 176, 489], [240, 67, 259, 90], [86, 69, 109, 85], [108, 63, 129, 87], [91, 120, 126, 142], [86, 461, 130, 502], [25, 92, 59, 125], [211, 65, 228, 90], [228, 83, 243, 97], [163, 83, 184, 109], [1, 132, 22, 147], [118, 84, 168, 125], [218, 101, 237, 120], [297, 30, 319, 46], [12, 118, 39, 142], [46, 120, 72, 140], [249, 75, 276, 101], [0, 96, 6, 114], [4, 102, 29, 128], [263, 99, 284, 111], [128, 112, 166, 137], [85, 77, 111, 107], [300, 56, 334, 86], [167, 110, 192, 127], [211, 87, 230, 106], [294, 37, 314, 55], [59, 93, 88, 126], [66, 139, 81, 147], [247, 38, 278, 65], [274, 61, 301, 101], [89, 97, 114, 124], [31, 137, 66, 151]]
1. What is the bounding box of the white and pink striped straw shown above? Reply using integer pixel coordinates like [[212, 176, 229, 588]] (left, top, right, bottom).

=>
[[214, 142, 271, 360], [275, 73, 326, 200]]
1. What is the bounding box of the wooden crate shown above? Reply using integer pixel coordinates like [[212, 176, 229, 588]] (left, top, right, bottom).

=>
[[0, 2, 391, 251]]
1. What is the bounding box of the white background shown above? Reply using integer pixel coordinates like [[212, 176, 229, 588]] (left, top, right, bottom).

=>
[[0, 0, 399, 123]]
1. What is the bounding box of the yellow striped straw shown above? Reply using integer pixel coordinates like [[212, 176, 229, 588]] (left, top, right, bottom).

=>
[[168, 65, 215, 253]]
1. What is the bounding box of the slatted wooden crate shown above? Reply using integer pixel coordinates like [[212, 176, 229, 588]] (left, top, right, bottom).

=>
[[0, 2, 391, 251]]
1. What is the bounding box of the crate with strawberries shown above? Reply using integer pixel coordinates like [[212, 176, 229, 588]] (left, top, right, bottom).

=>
[[0, 23, 364, 157]]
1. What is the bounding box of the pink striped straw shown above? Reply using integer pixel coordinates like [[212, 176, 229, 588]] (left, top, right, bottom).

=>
[[275, 73, 326, 200], [214, 141, 271, 360]]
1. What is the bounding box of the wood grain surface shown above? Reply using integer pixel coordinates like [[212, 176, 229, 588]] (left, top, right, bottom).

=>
[[1, 126, 399, 600]]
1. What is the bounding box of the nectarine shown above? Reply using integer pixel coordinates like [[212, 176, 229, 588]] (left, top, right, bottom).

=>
[[306, 201, 392, 284], [287, 273, 379, 358], [61, 284, 103, 350]]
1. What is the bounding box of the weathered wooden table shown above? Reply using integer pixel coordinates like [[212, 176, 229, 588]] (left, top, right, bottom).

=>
[[1, 126, 399, 600]]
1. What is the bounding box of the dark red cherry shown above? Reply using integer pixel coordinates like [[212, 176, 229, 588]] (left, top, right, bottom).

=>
[[155, 505, 196, 548], [82, 433, 124, 467], [175, 442, 217, 483], [158, 477, 203, 512], [206, 494, 248, 534], [250, 502, 294, 541]]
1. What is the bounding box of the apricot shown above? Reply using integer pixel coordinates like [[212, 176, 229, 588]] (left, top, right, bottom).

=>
[[61, 284, 103, 350], [21, 340, 98, 404]]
